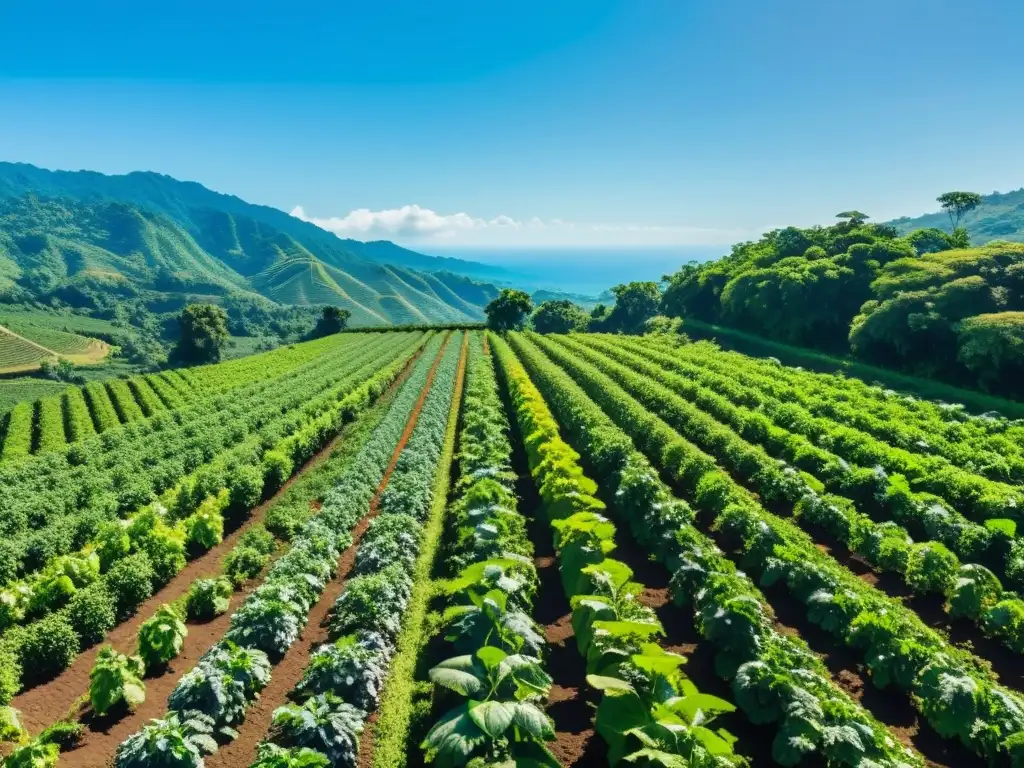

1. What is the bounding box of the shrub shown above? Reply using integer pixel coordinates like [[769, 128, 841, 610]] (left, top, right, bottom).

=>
[[0, 647, 22, 706], [265, 503, 310, 542], [137, 605, 187, 671], [239, 524, 277, 556], [11, 613, 80, 682], [224, 546, 268, 587], [106, 553, 155, 620], [94, 521, 132, 572], [66, 582, 118, 645], [263, 451, 294, 493], [229, 464, 266, 511], [182, 501, 225, 557], [185, 577, 233, 621], [38, 719, 84, 751], [905, 542, 959, 595], [89, 646, 146, 716]]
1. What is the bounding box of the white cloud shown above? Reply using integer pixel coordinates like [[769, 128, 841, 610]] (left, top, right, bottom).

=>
[[291, 203, 753, 246]]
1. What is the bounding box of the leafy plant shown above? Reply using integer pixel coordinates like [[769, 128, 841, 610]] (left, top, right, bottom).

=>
[[90, 646, 146, 716], [137, 604, 187, 670], [185, 577, 233, 621], [224, 546, 268, 587], [250, 743, 330, 768], [423, 646, 555, 766], [4, 740, 60, 768], [0, 705, 25, 744], [36, 719, 84, 751], [225, 596, 301, 658], [115, 711, 218, 768], [269, 693, 364, 766], [293, 634, 388, 711]]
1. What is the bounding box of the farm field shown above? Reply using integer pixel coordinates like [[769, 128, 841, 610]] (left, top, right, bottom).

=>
[[0, 313, 112, 374], [1, 328, 1023, 768]]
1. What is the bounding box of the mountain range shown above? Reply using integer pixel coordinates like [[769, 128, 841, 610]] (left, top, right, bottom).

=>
[[0, 162, 507, 325]]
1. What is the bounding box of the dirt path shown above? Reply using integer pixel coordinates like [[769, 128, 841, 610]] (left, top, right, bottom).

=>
[[204, 335, 452, 768]]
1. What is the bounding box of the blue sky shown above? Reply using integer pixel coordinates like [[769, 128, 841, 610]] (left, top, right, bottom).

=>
[[1, 0, 1023, 248]]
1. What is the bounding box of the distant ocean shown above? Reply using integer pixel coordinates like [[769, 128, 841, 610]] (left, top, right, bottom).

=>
[[421, 246, 724, 297]]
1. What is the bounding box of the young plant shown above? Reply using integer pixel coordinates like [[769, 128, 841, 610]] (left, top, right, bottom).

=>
[[422, 645, 556, 767], [115, 711, 218, 768], [250, 743, 330, 768], [90, 646, 146, 716], [185, 577, 233, 621], [269, 693, 364, 766], [137, 604, 188, 670]]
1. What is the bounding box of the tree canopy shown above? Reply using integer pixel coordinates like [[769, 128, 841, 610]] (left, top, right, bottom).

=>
[[660, 212, 1024, 396], [484, 289, 534, 331], [311, 306, 351, 338], [590, 281, 662, 334], [173, 303, 229, 364], [531, 299, 588, 334], [937, 191, 983, 231]]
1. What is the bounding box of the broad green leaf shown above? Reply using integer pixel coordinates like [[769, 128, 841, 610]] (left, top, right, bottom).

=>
[[467, 700, 515, 739], [429, 656, 485, 696]]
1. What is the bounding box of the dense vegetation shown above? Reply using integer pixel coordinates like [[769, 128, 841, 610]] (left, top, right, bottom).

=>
[[1, 327, 1024, 768], [649, 205, 1024, 397]]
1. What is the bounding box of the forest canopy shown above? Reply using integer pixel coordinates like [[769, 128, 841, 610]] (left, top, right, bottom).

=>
[[659, 205, 1024, 398]]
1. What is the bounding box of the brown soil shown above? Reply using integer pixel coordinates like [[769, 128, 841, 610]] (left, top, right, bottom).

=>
[[209, 335, 452, 768]]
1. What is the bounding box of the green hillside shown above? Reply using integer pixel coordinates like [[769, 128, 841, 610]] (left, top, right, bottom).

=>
[[0, 194, 499, 325], [0, 161, 507, 282], [891, 187, 1024, 243]]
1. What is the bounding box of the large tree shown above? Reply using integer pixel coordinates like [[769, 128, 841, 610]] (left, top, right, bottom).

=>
[[485, 289, 534, 331], [601, 281, 663, 334], [173, 303, 229, 364], [937, 191, 983, 232], [312, 306, 351, 338], [531, 299, 589, 334]]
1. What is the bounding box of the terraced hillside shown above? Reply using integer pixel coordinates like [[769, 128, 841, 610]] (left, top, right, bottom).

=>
[[3, 329, 1023, 768]]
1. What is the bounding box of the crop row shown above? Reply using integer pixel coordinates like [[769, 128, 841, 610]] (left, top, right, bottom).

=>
[[583, 335, 1024, 584], [0, 332, 414, 584], [652, 336, 1024, 487], [516, 331, 1024, 764], [110, 332, 457, 768], [647, 337, 1024, 505], [493, 332, 752, 768], [399, 332, 559, 766], [0, 332, 430, 699], [246, 332, 464, 766], [504, 332, 934, 767], [0, 333, 350, 462], [553, 334, 1024, 656]]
